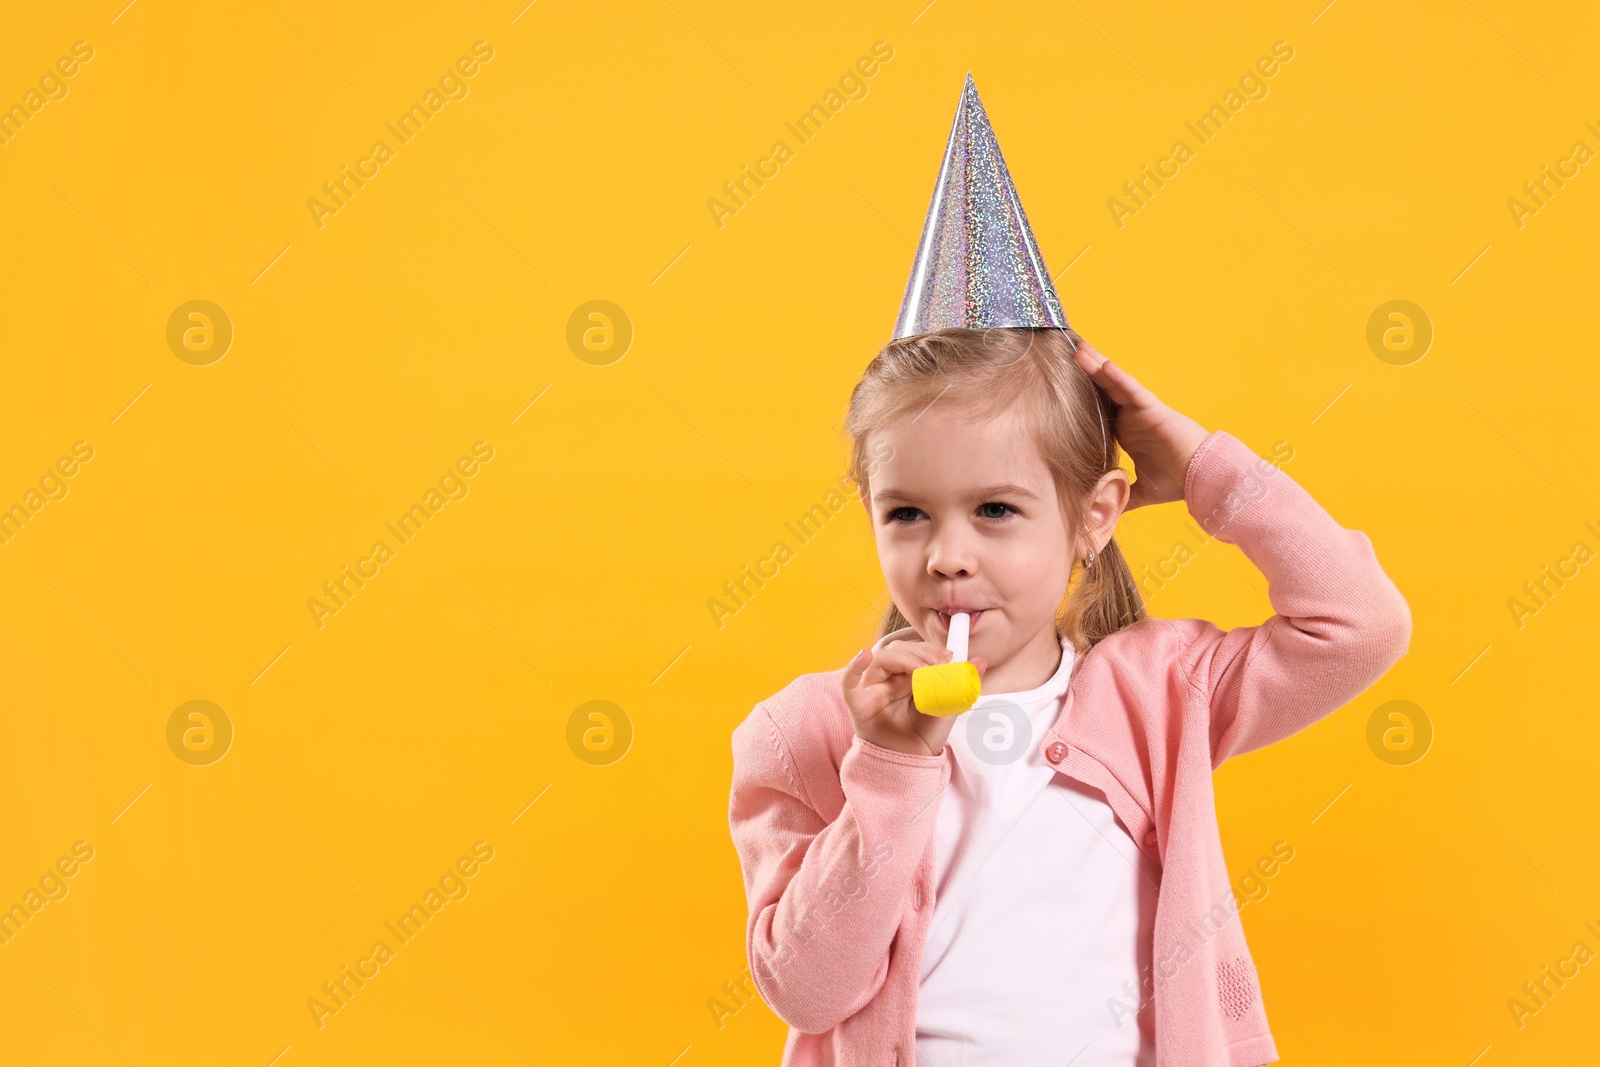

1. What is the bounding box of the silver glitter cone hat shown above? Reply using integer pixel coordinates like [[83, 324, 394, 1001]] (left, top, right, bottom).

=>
[[892, 73, 1068, 340]]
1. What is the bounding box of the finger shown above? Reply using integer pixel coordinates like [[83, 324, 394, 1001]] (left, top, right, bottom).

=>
[[1074, 341, 1135, 406], [1074, 340, 1112, 377], [1076, 343, 1161, 412], [871, 642, 949, 679], [841, 648, 872, 692], [862, 650, 944, 696]]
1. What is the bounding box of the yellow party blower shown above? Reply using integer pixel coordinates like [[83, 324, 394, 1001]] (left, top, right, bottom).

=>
[[912, 611, 981, 716]]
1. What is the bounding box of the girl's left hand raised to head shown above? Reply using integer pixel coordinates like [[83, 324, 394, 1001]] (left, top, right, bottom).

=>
[[1073, 338, 1213, 512]]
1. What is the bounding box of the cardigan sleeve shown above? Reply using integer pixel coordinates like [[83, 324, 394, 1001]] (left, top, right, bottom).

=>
[[1168, 430, 1414, 768], [728, 697, 946, 1033]]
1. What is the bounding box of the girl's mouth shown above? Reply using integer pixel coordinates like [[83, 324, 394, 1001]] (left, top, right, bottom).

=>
[[936, 609, 984, 630]]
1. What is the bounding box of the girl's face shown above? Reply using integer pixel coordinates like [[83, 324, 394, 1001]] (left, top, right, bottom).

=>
[[860, 397, 1083, 696]]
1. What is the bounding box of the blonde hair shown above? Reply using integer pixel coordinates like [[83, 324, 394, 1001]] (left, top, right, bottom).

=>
[[842, 326, 1146, 653]]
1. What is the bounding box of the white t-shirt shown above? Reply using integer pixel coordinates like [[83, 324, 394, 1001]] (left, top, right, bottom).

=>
[[872, 627, 1160, 1067]]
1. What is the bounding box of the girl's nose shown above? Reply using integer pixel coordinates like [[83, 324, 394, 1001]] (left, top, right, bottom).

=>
[[926, 531, 978, 580], [929, 558, 974, 580]]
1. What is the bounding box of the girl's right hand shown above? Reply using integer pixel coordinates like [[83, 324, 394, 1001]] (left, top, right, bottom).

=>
[[840, 642, 988, 757]]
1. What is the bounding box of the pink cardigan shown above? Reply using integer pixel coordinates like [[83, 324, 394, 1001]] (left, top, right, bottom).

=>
[[727, 430, 1413, 1067]]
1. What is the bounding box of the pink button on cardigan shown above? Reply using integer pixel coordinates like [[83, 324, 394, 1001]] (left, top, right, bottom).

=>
[[728, 430, 1413, 1067]]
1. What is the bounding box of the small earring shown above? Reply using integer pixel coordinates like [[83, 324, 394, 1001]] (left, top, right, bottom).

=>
[[1084, 548, 1095, 569]]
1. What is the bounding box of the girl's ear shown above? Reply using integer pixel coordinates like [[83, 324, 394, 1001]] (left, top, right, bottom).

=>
[[1082, 468, 1131, 548]]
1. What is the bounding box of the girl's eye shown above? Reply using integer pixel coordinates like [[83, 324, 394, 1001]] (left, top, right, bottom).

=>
[[886, 507, 921, 524], [978, 502, 1018, 521]]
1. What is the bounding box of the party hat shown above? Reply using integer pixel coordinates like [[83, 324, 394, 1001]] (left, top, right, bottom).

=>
[[892, 73, 1068, 340]]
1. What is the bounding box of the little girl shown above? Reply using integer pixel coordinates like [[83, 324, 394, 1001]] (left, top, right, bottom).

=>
[[728, 327, 1411, 1067]]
